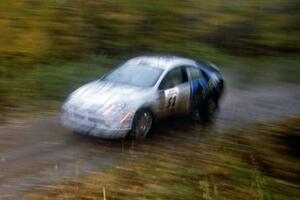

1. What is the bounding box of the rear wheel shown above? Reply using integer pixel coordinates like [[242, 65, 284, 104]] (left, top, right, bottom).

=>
[[131, 109, 153, 139], [199, 96, 218, 122]]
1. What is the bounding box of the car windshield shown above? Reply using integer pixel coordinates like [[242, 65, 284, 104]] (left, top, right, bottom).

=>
[[103, 64, 163, 87]]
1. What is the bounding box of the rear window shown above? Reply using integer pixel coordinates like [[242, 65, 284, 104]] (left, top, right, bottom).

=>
[[188, 66, 204, 80]]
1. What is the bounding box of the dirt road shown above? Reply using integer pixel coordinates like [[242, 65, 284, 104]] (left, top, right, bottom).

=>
[[0, 73, 299, 199]]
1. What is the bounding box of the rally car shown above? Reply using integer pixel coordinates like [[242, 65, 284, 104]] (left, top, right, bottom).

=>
[[62, 56, 224, 139]]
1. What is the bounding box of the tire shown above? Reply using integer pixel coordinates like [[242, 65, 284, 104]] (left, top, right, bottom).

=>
[[131, 109, 153, 139], [199, 96, 218, 123]]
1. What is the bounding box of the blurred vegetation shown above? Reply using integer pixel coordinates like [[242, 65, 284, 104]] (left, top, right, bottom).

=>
[[1, 0, 299, 63], [25, 117, 300, 199], [0, 0, 300, 121], [0, 55, 116, 122]]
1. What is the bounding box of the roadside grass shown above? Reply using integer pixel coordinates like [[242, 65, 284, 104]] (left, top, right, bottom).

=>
[[24, 117, 300, 200]]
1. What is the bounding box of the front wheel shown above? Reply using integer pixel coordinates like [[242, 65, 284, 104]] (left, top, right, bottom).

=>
[[131, 109, 153, 140]]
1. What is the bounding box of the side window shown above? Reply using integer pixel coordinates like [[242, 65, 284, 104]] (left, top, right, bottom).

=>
[[188, 66, 204, 80], [159, 67, 188, 90]]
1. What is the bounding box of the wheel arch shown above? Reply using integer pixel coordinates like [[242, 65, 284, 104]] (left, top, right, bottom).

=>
[[134, 105, 155, 122]]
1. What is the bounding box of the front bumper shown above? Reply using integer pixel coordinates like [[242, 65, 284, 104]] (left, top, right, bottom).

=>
[[61, 111, 131, 139]]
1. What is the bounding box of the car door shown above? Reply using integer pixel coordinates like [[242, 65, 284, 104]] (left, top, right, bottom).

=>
[[186, 65, 207, 110], [157, 66, 191, 117]]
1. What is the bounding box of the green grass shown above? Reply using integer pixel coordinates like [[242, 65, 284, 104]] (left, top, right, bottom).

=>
[[0, 55, 120, 122]]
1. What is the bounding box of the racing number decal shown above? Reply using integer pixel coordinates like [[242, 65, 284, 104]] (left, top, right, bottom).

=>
[[164, 87, 179, 112], [167, 96, 176, 110]]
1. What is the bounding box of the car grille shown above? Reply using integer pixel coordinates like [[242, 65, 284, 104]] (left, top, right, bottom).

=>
[[88, 117, 104, 123], [73, 113, 85, 120]]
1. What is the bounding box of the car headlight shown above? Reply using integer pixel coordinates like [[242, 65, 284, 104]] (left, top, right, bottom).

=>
[[120, 112, 133, 124], [102, 103, 134, 125]]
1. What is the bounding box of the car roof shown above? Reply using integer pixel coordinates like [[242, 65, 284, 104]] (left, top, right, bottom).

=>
[[124, 55, 198, 71]]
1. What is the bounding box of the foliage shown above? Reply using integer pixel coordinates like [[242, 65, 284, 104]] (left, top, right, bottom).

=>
[[0, 55, 115, 122], [0, 0, 299, 65]]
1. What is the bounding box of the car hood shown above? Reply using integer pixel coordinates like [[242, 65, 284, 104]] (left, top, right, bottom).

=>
[[66, 81, 151, 110]]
